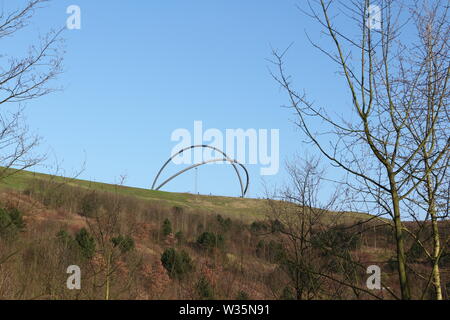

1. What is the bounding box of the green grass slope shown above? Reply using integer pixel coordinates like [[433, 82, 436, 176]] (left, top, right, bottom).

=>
[[0, 169, 269, 221], [0, 169, 373, 223]]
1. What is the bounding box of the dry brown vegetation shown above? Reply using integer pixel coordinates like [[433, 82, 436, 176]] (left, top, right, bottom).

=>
[[0, 177, 449, 300]]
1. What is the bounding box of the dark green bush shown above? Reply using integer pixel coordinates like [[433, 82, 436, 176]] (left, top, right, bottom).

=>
[[196, 276, 214, 300], [75, 228, 96, 259], [311, 226, 361, 253], [7, 208, 25, 230], [216, 214, 232, 232], [56, 229, 76, 248], [79, 192, 100, 217], [270, 219, 284, 233], [250, 221, 269, 233], [162, 218, 172, 237], [407, 241, 425, 262], [160, 248, 194, 279], [111, 235, 135, 253], [256, 240, 265, 258], [197, 232, 224, 250], [268, 240, 285, 263], [0, 207, 25, 238], [236, 290, 249, 300], [173, 206, 183, 214], [387, 256, 398, 272], [175, 231, 185, 243]]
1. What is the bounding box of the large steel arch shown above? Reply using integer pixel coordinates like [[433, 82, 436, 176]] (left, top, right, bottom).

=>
[[152, 145, 249, 197]]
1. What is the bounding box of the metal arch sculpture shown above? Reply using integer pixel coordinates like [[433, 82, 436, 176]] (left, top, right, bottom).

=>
[[152, 145, 249, 197]]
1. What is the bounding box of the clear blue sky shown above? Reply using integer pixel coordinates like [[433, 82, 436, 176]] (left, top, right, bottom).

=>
[[6, 0, 354, 198]]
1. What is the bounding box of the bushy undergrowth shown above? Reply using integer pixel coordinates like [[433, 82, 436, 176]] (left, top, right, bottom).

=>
[[196, 275, 214, 300], [112, 235, 135, 253], [75, 228, 96, 259], [160, 248, 194, 279], [196, 232, 224, 251], [0, 178, 445, 300], [0, 207, 25, 239]]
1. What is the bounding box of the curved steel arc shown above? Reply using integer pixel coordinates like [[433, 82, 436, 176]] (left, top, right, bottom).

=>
[[151, 145, 244, 195], [154, 158, 249, 197], [152, 145, 249, 197]]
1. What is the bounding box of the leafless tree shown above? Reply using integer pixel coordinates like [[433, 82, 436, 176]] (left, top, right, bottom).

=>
[[0, 0, 64, 179], [84, 178, 140, 300], [271, 0, 449, 299], [265, 156, 387, 299], [400, 1, 450, 299]]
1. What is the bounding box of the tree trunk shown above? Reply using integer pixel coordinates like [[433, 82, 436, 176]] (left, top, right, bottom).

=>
[[390, 177, 411, 300], [105, 252, 111, 300], [431, 212, 443, 300]]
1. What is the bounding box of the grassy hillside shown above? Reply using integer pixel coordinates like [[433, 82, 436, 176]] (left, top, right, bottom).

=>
[[0, 169, 371, 223], [0, 169, 269, 221]]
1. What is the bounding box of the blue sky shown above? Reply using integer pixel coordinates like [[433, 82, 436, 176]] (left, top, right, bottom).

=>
[[4, 0, 354, 198]]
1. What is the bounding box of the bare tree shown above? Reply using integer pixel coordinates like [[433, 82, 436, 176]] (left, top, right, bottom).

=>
[[265, 156, 332, 299], [0, 0, 64, 179], [264, 156, 386, 299], [400, 1, 450, 299], [84, 178, 139, 300], [271, 0, 449, 300]]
